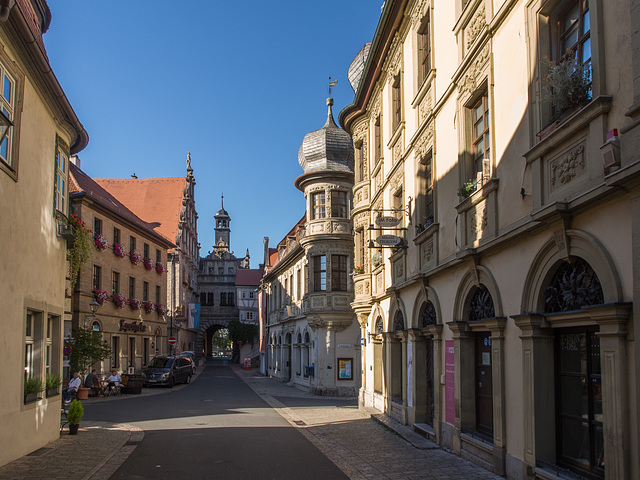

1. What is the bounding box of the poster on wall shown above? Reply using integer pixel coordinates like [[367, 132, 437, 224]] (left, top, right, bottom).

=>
[[188, 303, 201, 329], [337, 358, 353, 380], [445, 340, 455, 425]]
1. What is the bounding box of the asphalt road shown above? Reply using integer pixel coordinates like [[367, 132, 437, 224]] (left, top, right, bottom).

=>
[[83, 358, 348, 479]]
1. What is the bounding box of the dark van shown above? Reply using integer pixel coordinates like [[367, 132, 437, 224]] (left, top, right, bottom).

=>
[[142, 355, 193, 387]]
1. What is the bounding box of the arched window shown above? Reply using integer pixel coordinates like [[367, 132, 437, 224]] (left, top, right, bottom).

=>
[[420, 301, 437, 327], [468, 284, 495, 321], [375, 316, 384, 334], [544, 257, 604, 313], [393, 311, 405, 331]]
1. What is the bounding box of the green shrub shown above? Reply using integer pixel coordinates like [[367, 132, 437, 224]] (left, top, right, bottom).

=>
[[67, 400, 84, 425], [45, 373, 61, 390], [24, 377, 43, 395]]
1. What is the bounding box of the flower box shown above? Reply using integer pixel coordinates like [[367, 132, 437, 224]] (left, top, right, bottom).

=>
[[112, 293, 127, 308], [129, 298, 142, 310], [143, 257, 154, 270], [94, 289, 109, 305], [155, 262, 165, 275], [94, 233, 108, 251], [143, 300, 155, 314], [113, 243, 126, 258], [129, 251, 142, 265]]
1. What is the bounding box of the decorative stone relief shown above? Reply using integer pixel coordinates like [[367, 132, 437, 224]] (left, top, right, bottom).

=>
[[310, 223, 325, 234], [376, 272, 383, 293], [370, 93, 381, 118], [422, 240, 434, 264], [395, 260, 404, 278], [375, 169, 383, 191], [312, 296, 325, 308], [332, 221, 349, 233], [389, 170, 404, 194], [354, 211, 369, 229], [365, 281, 370, 294], [459, 43, 491, 97], [415, 121, 434, 160], [551, 145, 585, 186], [392, 136, 404, 163], [411, 0, 429, 27], [466, 4, 486, 50], [383, 34, 402, 81], [334, 296, 349, 307], [355, 283, 363, 295], [419, 92, 433, 124], [469, 205, 488, 238]]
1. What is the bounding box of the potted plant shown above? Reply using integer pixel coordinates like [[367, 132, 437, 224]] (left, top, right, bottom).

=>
[[24, 377, 43, 403], [129, 250, 142, 265], [67, 214, 93, 290], [94, 289, 109, 305], [156, 303, 167, 316], [353, 265, 365, 275], [68, 326, 112, 381], [129, 297, 142, 310], [112, 293, 127, 308], [458, 179, 478, 199], [113, 242, 126, 258], [94, 233, 108, 251], [66, 399, 84, 435], [143, 257, 154, 270], [540, 54, 591, 130], [45, 373, 61, 398], [155, 262, 165, 275], [143, 300, 155, 314]]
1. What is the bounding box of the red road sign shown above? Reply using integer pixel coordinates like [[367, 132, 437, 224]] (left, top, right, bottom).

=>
[[168, 337, 176, 345]]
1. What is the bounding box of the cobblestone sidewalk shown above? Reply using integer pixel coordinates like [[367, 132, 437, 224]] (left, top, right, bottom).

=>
[[232, 365, 502, 480], [0, 422, 143, 480]]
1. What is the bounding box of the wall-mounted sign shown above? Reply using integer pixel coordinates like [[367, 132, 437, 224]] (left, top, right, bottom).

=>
[[375, 216, 401, 228], [376, 234, 401, 246], [338, 358, 353, 380], [119, 319, 147, 333]]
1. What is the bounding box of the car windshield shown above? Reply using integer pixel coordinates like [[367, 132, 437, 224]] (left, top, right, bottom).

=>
[[148, 357, 173, 368]]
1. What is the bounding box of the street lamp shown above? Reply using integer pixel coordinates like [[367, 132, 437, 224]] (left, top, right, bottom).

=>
[[84, 300, 101, 328]]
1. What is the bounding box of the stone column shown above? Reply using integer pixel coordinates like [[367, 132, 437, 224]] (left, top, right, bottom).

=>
[[590, 304, 632, 480], [428, 325, 444, 444], [512, 314, 555, 480], [447, 321, 474, 455], [408, 328, 426, 426]]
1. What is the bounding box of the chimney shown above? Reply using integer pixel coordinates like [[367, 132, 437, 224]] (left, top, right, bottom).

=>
[[263, 237, 270, 267]]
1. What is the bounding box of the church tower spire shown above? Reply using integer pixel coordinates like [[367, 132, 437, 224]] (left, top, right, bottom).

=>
[[213, 194, 230, 257]]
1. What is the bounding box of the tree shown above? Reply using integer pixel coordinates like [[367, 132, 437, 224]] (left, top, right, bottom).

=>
[[68, 326, 112, 375], [227, 320, 258, 363], [212, 329, 231, 350]]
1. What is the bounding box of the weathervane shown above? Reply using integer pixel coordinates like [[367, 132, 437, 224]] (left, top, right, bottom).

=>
[[328, 77, 338, 96]]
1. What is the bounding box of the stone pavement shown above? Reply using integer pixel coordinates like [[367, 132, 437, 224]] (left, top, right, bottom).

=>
[[232, 365, 502, 480], [0, 363, 503, 480]]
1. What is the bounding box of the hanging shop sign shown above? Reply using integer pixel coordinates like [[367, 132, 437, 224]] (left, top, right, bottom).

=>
[[375, 234, 402, 246], [119, 319, 147, 333], [375, 216, 401, 228]]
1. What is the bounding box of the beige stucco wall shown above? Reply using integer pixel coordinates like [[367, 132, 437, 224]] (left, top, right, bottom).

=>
[[0, 35, 76, 465]]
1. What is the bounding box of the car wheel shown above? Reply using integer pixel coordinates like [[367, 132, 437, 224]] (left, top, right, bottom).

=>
[[168, 376, 174, 388], [185, 374, 191, 384]]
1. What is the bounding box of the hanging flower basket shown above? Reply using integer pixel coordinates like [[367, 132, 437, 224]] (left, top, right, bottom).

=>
[[143, 300, 155, 314], [94, 289, 109, 305], [129, 298, 142, 310], [129, 250, 142, 265], [111, 293, 127, 308], [94, 233, 108, 251], [113, 243, 126, 258], [143, 257, 154, 270], [156, 303, 167, 316], [155, 262, 165, 275]]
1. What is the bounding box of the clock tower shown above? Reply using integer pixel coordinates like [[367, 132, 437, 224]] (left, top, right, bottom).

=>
[[214, 195, 230, 258]]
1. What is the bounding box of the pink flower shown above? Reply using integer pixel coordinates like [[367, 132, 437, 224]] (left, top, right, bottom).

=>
[[94, 233, 108, 251], [113, 243, 126, 258], [155, 262, 165, 275], [94, 289, 109, 305], [143, 300, 155, 314], [143, 257, 154, 270], [129, 250, 142, 265], [111, 293, 126, 308], [156, 303, 167, 316], [129, 298, 142, 310]]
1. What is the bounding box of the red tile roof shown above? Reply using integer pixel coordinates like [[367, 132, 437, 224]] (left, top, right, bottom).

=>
[[236, 269, 263, 286], [92, 177, 186, 250], [69, 163, 174, 247]]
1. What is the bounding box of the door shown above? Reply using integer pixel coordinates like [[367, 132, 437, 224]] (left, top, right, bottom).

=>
[[475, 332, 493, 439]]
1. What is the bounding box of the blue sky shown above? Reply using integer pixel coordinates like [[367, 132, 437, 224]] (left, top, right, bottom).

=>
[[44, 1, 383, 267]]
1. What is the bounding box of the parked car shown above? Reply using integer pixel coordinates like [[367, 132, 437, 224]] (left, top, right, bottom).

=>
[[179, 351, 197, 374], [142, 355, 193, 387]]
